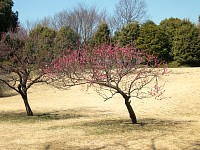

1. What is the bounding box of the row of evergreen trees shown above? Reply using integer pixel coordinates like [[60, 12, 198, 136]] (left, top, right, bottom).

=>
[[89, 18, 200, 66], [10, 17, 200, 67]]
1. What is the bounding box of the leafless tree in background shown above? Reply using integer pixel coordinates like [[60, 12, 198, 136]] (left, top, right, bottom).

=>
[[111, 0, 147, 31], [51, 4, 106, 44], [21, 18, 53, 33], [21, 3, 107, 43]]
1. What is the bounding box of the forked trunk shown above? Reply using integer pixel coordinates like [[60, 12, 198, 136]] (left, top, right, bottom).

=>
[[21, 93, 33, 116], [124, 97, 137, 124]]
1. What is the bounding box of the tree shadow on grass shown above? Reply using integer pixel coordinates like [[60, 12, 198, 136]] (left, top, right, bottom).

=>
[[78, 118, 194, 135], [0, 111, 85, 123], [45, 144, 108, 150], [0, 92, 18, 98], [181, 140, 200, 150], [0, 107, 112, 123]]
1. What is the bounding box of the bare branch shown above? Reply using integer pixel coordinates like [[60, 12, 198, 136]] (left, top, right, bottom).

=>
[[0, 78, 19, 93], [94, 85, 118, 101], [111, 0, 147, 30]]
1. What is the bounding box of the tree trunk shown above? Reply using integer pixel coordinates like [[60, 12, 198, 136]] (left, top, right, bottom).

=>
[[21, 93, 34, 116], [124, 97, 137, 124]]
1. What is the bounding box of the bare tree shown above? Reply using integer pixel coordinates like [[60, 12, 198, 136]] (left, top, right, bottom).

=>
[[111, 0, 147, 30], [51, 4, 105, 44], [0, 28, 51, 116]]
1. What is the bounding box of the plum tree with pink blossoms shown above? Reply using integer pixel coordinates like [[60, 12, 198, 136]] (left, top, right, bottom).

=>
[[0, 29, 51, 116], [48, 45, 169, 124]]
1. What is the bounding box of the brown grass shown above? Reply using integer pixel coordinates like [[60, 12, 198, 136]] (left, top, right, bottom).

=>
[[0, 68, 200, 150]]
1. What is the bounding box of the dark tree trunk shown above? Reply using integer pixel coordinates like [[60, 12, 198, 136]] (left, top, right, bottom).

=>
[[18, 83, 34, 116], [124, 96, 137, 124], [21, 93, 33, 116]]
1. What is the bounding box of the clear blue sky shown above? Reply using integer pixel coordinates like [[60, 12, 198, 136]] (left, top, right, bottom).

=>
[[13, 0, 200, 25]]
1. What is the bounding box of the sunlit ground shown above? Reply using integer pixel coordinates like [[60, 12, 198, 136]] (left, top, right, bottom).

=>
[[0, 68, 200, 150]]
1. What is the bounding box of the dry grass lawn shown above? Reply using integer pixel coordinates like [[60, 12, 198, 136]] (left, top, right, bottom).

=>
[[0, 68, 200, 150]]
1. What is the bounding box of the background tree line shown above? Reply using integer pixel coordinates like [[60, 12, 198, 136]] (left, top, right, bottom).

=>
[[27, 17, 200, 67], [23, 5, 200, 67], [1, 0, 199, 67]]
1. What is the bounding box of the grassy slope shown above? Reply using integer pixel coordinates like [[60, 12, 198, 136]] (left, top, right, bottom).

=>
[[0, 68, 200, 150]]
